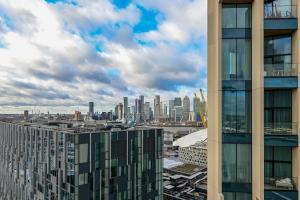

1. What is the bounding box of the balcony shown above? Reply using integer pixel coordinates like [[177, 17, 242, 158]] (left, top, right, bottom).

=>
[[264, 122, 298, 147], [265, 177, 297, 191], [264, 64, 297, 77], [265, 122, 297, 135], [264, 5, 297, 19], [264, 64, 298, 89], [264, 5, 298, 35]]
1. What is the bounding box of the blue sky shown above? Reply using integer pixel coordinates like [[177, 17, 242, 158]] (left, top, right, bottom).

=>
[[0, 0, 207, 113]]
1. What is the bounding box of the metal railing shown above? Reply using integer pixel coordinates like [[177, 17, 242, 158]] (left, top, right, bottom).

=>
[[264, 63, 297, 77], [264, 122, 297, 135], [265, 177, 298, 191], [264, 5, 297, 19]]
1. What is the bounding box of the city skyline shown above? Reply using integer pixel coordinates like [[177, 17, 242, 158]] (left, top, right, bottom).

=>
[[0, 0, 207, 114]]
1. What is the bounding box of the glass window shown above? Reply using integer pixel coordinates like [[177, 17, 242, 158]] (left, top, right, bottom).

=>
[[222, 91, 252, 134], [223, 192, 251, 200], [79, 144, 88, 163], [222, 144, 236, 182], [264, 91, 292, 125], [264, 147, 292, 178], [222, 39, 251, 80], [237, 5, 251, 28], [237, 144, 251, 183], [79, 173, 88, 185], [222, 5, 236, 28], [264, 35, 292, 66], [222, 4, 251, 28], [223, 144, 252, 183]]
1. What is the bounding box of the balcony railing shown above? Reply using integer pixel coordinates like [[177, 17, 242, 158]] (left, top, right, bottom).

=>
[[265, 177, 298, 191], [264, 5, 297, 19], [264, 122, 297, 135], [264, 63, 297, 77]]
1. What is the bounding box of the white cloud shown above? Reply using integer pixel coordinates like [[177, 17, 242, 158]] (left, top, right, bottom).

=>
[[0, 0, 207, 114]]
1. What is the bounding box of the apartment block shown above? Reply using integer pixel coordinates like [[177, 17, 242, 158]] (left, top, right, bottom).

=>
[[0, 121, 163, 200], [208, 0, 300, 199]]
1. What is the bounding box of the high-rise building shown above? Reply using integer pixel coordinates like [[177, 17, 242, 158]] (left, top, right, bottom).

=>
[[193, 97, 201, 122], [0, 121, 163, 200], [89, 102, 94, 116], [169, 100, 174, 118], [154, 95, 161, 122], [144, 102, 151, 121], [139, 95, 145, 122], [117, 103, 123, 120], [123, 97, 128, 120], [174, 97, 182, 106], [24, 110, 29, 121], [208, 1, 300, 200], [163, 104, 168, 117], [183, 96, 190, 121]]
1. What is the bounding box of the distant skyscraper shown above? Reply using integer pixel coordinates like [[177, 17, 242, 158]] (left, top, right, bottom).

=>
[[193, 97, 201, 122], [169, 100, 174, 118], [89, 102, 94, 116], [183, 96, 190, 121], [117, 103, 123, 120], [24, 110, 29, 121], [164, 104, 168, 117], [154, 95, 160, 122], [144, 102, 151, 121], [139, 95, 145, 122], [123, 97, 128, 120], [174, 97, 182, 106]]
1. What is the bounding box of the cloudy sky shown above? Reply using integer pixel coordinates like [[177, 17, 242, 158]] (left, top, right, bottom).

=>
[[0, 0, 207, 114]]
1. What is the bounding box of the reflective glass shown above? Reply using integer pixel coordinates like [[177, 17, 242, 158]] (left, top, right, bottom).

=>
[[237, 4, 251, 28], [237, 144, 251, 183], [222, 144, 236, 182], [222, 5, 236, 28]]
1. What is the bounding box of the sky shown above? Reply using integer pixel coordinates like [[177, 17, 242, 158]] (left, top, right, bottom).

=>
[[0, 0, 207, 114]]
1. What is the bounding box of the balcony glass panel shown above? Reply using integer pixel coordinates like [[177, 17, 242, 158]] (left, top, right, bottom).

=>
[[265, 177, 297, 190], [264, 0, 297, 19], [264, 63, 297, 77]]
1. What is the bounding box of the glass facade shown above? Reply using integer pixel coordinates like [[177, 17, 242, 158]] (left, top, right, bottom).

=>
[[265, 147, 292, 178], [222, 39, 252, 80], [222, 4, 252, 199]]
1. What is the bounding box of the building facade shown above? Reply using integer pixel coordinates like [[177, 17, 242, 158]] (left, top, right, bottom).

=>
[[208, 0, 300, 200], [178, 141, 207, 167], [0, 121, 163, 200], [183, 96, 190, 122]]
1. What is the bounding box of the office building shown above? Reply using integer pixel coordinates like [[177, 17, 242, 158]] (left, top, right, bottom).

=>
[[24, 110, 29, 121], [208, 1, 300, 199], [0, 120, 163, 200], [174, 97, 182, 107], [169, 100, 174, 119], [144, 102, 151, 121], [89, 102, 94, 116], [154, 95, 161, 122], [183, 96, 190, 121], [139, 95, 145, 122], [123, 97, 128, 120], [117, 103, 123, 120]]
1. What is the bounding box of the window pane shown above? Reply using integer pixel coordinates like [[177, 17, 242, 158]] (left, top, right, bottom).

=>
[[237, 39, 251, 80], [222, 39, 237, 80], [224, 192, 235, 200], [264, 147, 273, 160], [265, 162, 273, 177], [273, 36, 292, 55], [222, 144, 236, 182], [79, 144, 88, 163], [236, 91, 251, 133], [273, 91, 291, 107], [236, 193, 251, 200], [222, 91, 237, 133], [274, 147, 292, 162], [274, 163, 292, 177], [237, 5, 251, 28], [237, 144, 251, 183], [222, 5, 237, 28]]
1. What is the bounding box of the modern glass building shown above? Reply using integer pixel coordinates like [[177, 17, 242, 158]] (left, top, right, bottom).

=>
[[0, 121, 163, 200], [208, 0, 299, 199]]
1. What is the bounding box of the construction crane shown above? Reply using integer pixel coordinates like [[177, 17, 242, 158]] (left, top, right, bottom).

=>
[[200, 89, 208, 118], [194, 93, 207, 128]]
